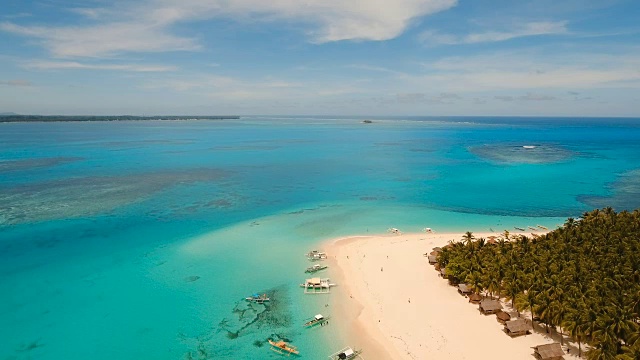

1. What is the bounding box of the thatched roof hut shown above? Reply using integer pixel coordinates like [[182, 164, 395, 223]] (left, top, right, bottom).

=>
[[432, 247, 442, 252], [479, 299, 502, 314], [533, 343, 564, 360], [439, 267, 447, 278], [458, 284, 472, 295], [468, 293, 482, 304], [496, 310, 511, 324], [434, 263, 441, 271], [428, 254, 437, 264], [504, 319, 531, 336]]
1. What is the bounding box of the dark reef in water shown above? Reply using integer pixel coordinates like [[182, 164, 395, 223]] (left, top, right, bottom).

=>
[[0, 157, 84, 173], [177, 286, 293, 359], [0, 168, 229, 225], [578, 169, 640, 210]]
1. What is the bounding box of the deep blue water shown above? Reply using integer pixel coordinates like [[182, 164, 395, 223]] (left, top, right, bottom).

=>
[[1, 116, 639, 359]]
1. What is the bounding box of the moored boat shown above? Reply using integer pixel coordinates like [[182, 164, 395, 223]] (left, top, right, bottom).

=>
[[514, 227, 525, 231], [303, 313, 329, 327], [300, 278, 336, 294], [305, 264, 328, 273], [306, 250, 328, 261], [269, 339, 299, 356], [245, 293, 270, 304], [537, 224, 548, 230], [328, 347, 363, 359]]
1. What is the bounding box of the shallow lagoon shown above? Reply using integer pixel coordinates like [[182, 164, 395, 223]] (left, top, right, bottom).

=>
[[1, 117, 639, 359]]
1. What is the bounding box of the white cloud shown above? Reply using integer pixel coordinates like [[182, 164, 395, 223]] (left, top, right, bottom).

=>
[[420, 21, 568, 45], [0, 21, 199, 58], [24, 60, 177, 72], [68, 8, 109, 19], [418, 51, 640, 90], [0, 0, 457, 57]]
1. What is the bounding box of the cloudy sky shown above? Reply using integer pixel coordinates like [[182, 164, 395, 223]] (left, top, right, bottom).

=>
[[1, 0, 639, 116]]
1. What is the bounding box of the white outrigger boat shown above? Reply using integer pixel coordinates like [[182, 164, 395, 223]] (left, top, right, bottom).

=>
[[306, 250, 328, 261], [537, 224, 548, 230], [387, 228, 401, 235], [245, 293, 270, 304], [528, 226, 538, 231], [328, 347, 363, 360], [300, 278, 336, 294], [305, 264, 328, 273], [303, 313, 329, 327]]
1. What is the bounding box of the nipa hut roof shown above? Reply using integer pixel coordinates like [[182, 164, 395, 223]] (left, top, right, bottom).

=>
[[432, 247, 442, 252], [428, 255, 437, 262], [440, 268, 447, 276], [468, 293, 482, 302], [505, 319, 531, 332], [458, 284, 471, 293], [479, 299, 502, 311], [496, 311, 511, 322], [534, 343, 564, 359]]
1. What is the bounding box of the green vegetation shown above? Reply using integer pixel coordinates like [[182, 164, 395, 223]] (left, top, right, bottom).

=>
[[0, 115, 239, 122], [437, 208, 640, 359]]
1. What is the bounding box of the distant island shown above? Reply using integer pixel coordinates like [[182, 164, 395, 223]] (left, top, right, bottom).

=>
[[0, 115, 240, 123]]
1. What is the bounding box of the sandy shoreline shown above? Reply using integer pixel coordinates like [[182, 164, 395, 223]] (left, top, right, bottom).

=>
[[324, 231, 581, 360]]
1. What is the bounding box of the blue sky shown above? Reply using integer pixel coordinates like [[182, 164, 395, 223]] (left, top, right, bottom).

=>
[[1, 0, 639, 116]]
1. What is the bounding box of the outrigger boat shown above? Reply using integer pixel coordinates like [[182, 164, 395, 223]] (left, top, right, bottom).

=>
[[537, 225, 548, 230], [528, 226, 537, 231], [305, 264, 328, 273], [268, 339, 299, 356], [301, 278, 336, 294], [306, 250, 328, 261], [245, 293, 270, 304], [303, 314, 329, 327], [328, 347, 363, 360], [387, 228, 401, 235], [514, 227, 526, 231]]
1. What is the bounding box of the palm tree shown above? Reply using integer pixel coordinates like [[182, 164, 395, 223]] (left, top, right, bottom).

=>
[[462, 231, 475, 246], [516, 286, 538, 325], [466, 271, 484, 298], [563, 307, 587, 357]]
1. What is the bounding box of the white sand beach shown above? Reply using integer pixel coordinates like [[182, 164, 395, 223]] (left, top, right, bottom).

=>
[[325, 231, 582, 360]]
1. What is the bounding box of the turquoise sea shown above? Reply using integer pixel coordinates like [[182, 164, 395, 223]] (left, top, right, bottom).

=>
[[1, 116, 640, 359]]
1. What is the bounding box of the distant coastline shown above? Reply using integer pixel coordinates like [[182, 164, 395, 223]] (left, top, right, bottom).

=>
[[0, 115, 240, 123]]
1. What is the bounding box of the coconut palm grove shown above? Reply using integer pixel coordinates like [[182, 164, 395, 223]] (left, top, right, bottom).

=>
[[437, 208, 640, 359]]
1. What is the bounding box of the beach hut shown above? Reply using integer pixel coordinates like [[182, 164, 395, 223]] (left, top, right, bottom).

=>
[[504, 319, 531, 336], [458, 284, 472, 295], [439, 268, 447, 278], [468, 293, 482, 304], [479, 299, 502, 314], [496, 310, 511, 324], [487, 236, 498, 245], [428, 254, 437, 264], [533, 343, 564, 360]]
